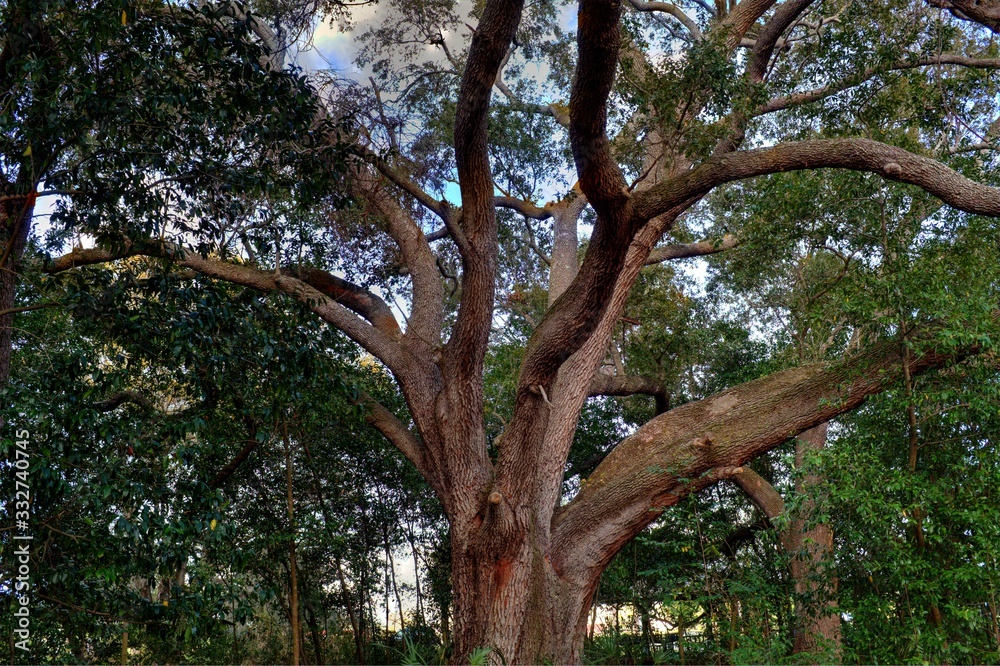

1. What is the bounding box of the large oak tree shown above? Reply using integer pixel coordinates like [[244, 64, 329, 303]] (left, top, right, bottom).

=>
[[39, 0, 1000, 661]]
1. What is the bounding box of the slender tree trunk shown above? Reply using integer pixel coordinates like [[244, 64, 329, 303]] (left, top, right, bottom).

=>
[[233, 595, 239, 665], [901, 347, 947, 641], [120, 631, 128, 665], [641, 608, 653, 654], [441, 600, 451, 649], [588, 578, 599, 642], [306, 605, 325, 666], [728, 598, 739, 652], [283, 423, 301, 666], [989, 590, 1000, 654], [384, 554, 390, 634], [547, 190, 585, 307], [299, 435, 365, 664], [385, 528, 406, 634], [790, 423, 841, 661], [677, 612, 686, 666], [407, 524, 425, 624], [335, 555, 365, 665]]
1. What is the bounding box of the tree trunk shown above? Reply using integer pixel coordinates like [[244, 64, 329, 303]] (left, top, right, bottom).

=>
[[450, 525, 599, 664], [385, 528, 406, 633], [547, 189, 585, 307], [0, 194, 32, 387], [306, 605, 325, 666], [588, 578, 599, 642], [334, 554, 365, 665], [283, 424, 301, 666], [790, 423, 841, 660], [441, 600, 451, 649], [407, 523, 425, 625]]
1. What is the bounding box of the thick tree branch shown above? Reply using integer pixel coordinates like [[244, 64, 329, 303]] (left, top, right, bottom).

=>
[[715, 0, 780, 51], [512, 0, 634, 392], [570, 0, 629, 222], [714, 0, 817, 154], [514, 200, 699, 539], [46, 246, 134, 272], [645, 234, 739, 264], [926, 0, 1000, 32], [495, 196, 553, 220], [551, 334, 974, 578], [447, 0, 525, 385], [588, 372, 668, 398], [746, 0, 816, 82], [493, 0, 636, 506], [630, 138, 1000, 226], [352, 168, 445, 350], [282, 266, 401, 338], [359, 392, 428, 475]]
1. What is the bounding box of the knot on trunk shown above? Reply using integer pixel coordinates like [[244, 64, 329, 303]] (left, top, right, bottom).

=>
[[692, 433, 714, 450], [472, 489, 523, 560]]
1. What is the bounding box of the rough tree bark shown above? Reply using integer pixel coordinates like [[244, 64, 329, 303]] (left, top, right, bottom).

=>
[[788, 424, 841, 659], [731, 426, 842, 661]]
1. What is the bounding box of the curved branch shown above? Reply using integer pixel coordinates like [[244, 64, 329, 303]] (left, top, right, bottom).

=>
[[281, 266, 401, 339], [731, 466, 785, 520], [47, 243, 413, 377], [493, 0, 637, 504], [714, 0, 781, 51], [45, 246, 134, 272], [758, 54, 1000, 115], [209, 439, 263, 489], [513, 0, 634, 390], [551, 332, 979, 578], [352, 168, 444, 349], [359, 392, 427, 474], [746, 0, 816, 82], [926, 0, 1000, 32], [570, 0, 629, 220], [631, 138, 1000, 226], [714, 0, 817, 154], [447, 0, 525, 385], [361, 151, 450, 222], [626, 0, 703, 40], [495, 196, 553, 220]]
